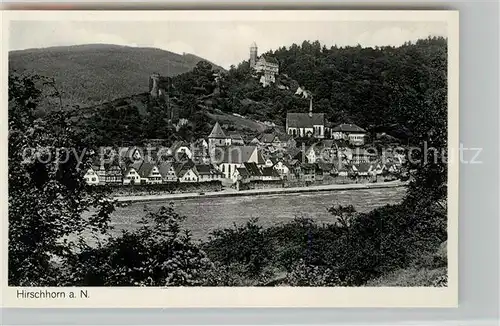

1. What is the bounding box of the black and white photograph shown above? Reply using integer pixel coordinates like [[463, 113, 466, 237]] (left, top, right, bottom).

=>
[[2, 10, 459, 307]]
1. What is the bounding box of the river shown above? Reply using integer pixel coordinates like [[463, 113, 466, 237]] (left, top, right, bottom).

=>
[[108, 187, 406, 241]]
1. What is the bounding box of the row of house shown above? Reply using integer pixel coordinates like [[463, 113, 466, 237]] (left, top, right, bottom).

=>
[[84, 147, 403, 187], [84, 160, 224, 186], [84, 119, 403, 186]]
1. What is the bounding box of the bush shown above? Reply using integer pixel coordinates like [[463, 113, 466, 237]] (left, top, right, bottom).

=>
[[285, 259, 342, 286], [69, 204, 214, 286], [204, 218, 272, 279]]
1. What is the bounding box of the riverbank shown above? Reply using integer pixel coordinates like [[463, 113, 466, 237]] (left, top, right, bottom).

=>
[[114, 180, 409, 203]]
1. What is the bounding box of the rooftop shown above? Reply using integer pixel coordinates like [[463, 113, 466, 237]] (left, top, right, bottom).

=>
[[286, 112, 325, 128], [208, 122, 226, 139], [331, 123, 366, 133]]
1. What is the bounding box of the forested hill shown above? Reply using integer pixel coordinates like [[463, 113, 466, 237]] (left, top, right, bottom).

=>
[[8, 44, 223, 107], [223, 36, 447, 131], [10, 37, 447, 148]]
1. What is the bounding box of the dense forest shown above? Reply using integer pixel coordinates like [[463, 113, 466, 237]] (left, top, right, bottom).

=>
[[9, 44, 223, 108], [219, 36, 447, 137], [72, 36, 446, 151]]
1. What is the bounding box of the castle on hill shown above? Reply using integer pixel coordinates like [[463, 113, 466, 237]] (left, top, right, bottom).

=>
[[249, 42, 279, 87]]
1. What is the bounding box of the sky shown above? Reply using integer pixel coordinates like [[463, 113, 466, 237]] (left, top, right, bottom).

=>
[[9, 20, 447, 69]]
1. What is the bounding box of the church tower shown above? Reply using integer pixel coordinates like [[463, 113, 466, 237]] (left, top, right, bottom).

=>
[[249, 42, 258, 68]]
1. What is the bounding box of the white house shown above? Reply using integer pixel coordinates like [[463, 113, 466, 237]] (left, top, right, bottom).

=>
[[215, 146, 262, 179], [351, 163, 375, 177], [273, 161, 290, 177], [158, 162, 178, 182], [384, 163, 400, 174], [331, 124, 367, 145], [122, 166, 141, 185], [195, 164, 224, 182], [305, 145, 320, 164], [136, 161, 162, 184], [178, 167, 199, 183], [84, 167, 100, 185]]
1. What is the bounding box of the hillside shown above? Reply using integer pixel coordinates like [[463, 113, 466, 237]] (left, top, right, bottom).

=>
[[9, 44, 223, 107]]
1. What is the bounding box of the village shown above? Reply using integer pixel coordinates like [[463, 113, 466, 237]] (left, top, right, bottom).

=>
[[84, 42, 408, 193], [84, 118, 407, 191]]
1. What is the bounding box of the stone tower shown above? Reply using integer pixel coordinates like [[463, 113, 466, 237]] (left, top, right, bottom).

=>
[[149, 73, 161, 98], [208, 121, 227, 154], [249, 42, 258, 68]]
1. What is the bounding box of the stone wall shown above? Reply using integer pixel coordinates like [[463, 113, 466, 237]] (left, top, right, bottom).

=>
[[111, 181, 223, 197], [239, 180, 284, 191]]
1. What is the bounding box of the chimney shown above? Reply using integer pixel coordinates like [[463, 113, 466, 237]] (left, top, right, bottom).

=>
[[309, 98, 313, 117]]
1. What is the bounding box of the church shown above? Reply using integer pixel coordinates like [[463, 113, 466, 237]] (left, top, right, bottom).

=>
[[286, 98, 327, 139], [249, 42, 279, 87]]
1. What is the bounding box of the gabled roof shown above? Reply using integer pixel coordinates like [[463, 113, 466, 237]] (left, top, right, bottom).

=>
[[261, 167, 280, 177], [194, 164, 213, 175], [243, 162, 262, 176], [208, 122, 226, 139], [257, 132, 291, 144], [331, 123, 366, 133], [258, 133, 276, 143], [236, 167, 250, 178], [137, 161, 158, 178], [228, 133, 244, 142], [170, 140, 189, 152], [256, 151, 266, 165], [259, 55, 279, 65], [158, 162, 175, 178], [287, 147, 301, 160], [193, 138, 208, 147], [212, 146, 257, 164], [129, 160, 143, 172], [273, 160, 291, 170], [320, 139, 335, 148], [354, 163, 373, 173], [301, 163, 316, 172], [286, 113, 325, 128], [176, 161, 198, 178]]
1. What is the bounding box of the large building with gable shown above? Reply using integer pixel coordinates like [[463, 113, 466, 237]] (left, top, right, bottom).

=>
[[249, 42, 279, 87], [286, 98, 327, 139]]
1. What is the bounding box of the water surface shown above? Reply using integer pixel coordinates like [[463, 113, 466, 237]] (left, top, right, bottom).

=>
[[109, 187, 406, 241]]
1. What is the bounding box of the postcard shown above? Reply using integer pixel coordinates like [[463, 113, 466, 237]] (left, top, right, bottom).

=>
[[1, 9, 459, 308]]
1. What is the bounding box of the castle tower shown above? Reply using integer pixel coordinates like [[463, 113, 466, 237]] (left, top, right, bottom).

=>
[[149, 73, 161, 98], [249, 42, 258, 68]]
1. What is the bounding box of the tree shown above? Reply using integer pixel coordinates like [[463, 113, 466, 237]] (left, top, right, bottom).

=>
[[8, 73, 114, 286], [70, 204, 214, 286]]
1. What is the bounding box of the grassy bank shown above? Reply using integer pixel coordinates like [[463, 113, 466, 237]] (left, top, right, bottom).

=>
[[65, 198, 447, 287]]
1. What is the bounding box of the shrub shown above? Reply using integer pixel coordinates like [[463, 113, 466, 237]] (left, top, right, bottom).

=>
[[285, 259, 342, 286], [69, 204, 214, 286], [204, 218, 272, 279]]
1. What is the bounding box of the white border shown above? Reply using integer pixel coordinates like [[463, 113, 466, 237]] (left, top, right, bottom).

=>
[[0, 10, 459, 308]]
